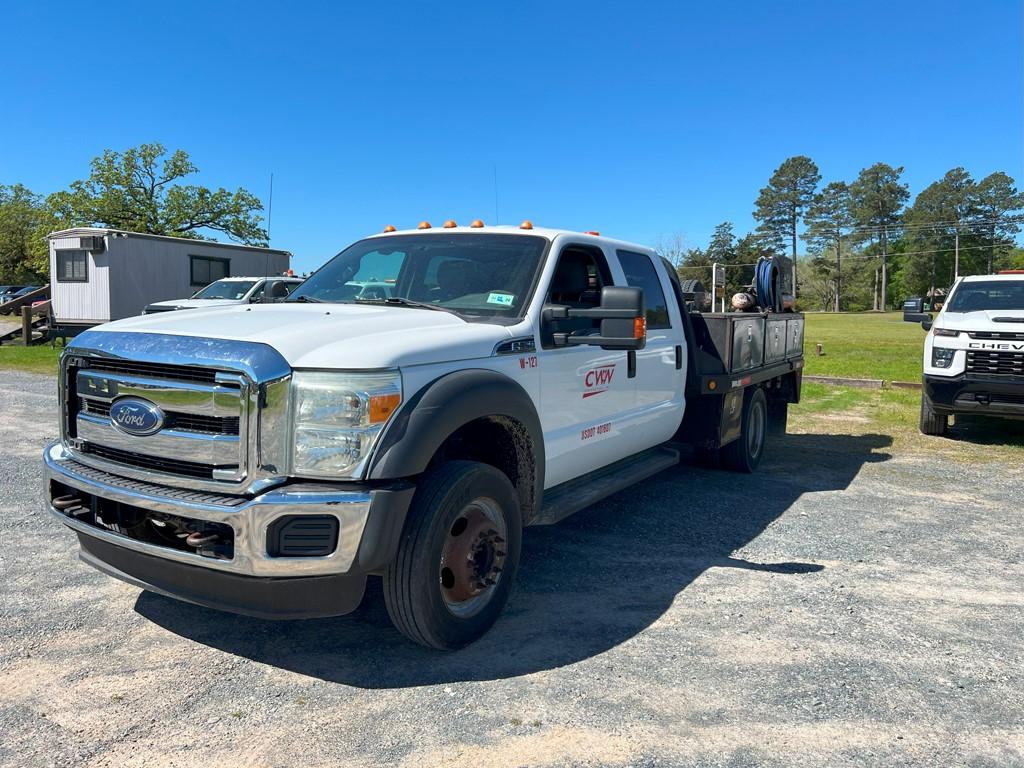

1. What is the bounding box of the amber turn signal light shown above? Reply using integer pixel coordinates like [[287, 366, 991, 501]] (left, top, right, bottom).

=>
[[369, 393, 402, 423], [634, 317, 646, 339]]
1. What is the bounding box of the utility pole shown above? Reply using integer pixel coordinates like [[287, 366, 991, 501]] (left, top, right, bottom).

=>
[[834, 232, 841, 313], [880, 223, 889, 311], [954, 228, 960, 280]]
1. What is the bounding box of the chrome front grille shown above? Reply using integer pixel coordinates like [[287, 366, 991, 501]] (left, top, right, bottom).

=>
[[60, 330, 293, 495], [82, 399, 241, 435], [66, 358, 247, 482], [966, 350, 1024, 376]]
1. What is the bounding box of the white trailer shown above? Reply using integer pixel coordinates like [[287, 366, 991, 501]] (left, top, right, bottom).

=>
[[47, 228, 291, 336]]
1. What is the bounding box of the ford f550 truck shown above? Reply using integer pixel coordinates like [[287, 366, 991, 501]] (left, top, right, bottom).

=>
[[905, 272, 1024, 435], [45, 223, 804, 649]]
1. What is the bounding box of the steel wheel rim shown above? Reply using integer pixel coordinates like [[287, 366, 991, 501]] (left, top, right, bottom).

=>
[[439, 497, 508, 618], [749, 398, 766, 458]]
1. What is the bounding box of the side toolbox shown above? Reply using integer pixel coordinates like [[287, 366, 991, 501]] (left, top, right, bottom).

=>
[[731, 315, 765, 371], [786, 315, 805, 359], [765, 316, 787, 364]]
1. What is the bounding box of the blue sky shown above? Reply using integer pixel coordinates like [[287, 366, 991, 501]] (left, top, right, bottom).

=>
[[4, 1, 1022, 273]]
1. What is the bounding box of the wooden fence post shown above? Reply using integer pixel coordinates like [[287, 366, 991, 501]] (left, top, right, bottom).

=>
[[22, 305, 33, 345]]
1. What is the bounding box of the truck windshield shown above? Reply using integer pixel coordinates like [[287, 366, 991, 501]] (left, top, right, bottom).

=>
[[288, 233, 547, 319], [192, 280, 258, 300], [946, 281, 1024, 312]]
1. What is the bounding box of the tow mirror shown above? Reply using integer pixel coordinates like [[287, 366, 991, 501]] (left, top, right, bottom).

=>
[[903, 297, 932, 328], [546, 286, 647, 351]]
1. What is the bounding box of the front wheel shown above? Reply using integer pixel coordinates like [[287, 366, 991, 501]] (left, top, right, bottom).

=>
[[919, 391, 949, 436], [721, 387, 768, 473], [383, 461, 522, 649]]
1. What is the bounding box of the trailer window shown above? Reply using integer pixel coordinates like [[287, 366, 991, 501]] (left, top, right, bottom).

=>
[[190, 256, 230, 287], [617, 250, 671, 329], [56, 250, 88, 283]]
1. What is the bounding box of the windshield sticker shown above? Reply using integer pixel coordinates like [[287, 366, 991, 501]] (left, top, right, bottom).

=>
[[487, 292, 515, 307]]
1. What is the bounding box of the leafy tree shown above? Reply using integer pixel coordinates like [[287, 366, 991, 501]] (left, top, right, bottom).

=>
[[849, 163, 909, 310], [902, 168, 990, 299], [753, 156, 821, 292], [47, 143, 267, 245], [804, 181, 853, 311], [972, 172, 1023, 273], [0, 184, 52, 281]]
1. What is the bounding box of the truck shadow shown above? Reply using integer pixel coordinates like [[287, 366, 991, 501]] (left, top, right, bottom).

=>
[[948, 415, 1024, 446], [135, 432, 892, 687]]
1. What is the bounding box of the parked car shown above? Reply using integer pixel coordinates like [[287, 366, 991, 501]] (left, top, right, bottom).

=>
[[905, 271, 1024, 435], [142, 276, 304, 313], [45, 223, 803, 649], [3, 285, 41, 303], [0, 285, 28, 303]]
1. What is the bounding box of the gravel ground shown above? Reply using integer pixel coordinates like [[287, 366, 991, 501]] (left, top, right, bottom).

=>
[[1, 369, 1022, 767]]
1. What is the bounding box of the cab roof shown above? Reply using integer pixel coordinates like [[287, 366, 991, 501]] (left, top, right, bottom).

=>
[[960, 273, 1024, 283], [365, 224, 656, 254]]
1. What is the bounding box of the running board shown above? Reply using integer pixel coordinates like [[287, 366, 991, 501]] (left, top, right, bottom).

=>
[[531, 446, 680, 526]]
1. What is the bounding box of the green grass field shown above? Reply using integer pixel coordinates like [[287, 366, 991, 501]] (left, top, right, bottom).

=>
[[0, 344, 61, 374], [801, 311, 924, 382]]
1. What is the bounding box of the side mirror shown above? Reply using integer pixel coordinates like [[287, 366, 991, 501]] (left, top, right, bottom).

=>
[[903, 297, 932, 327], [546, 286, 647, 351]]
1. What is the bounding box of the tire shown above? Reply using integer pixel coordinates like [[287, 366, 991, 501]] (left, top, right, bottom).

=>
[[767, 399, 788, 434], [383, 460, 522, 650], [679, 279, 706, 296], [721, 387, 768, 473], [919, 391, 949, 436]]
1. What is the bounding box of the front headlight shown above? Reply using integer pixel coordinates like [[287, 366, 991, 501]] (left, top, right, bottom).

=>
[[290, 370, 402, 478], [931, 346, 956, 368]]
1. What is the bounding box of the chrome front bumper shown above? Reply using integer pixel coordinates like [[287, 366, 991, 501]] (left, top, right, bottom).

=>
[[44, 441, 390, 579]]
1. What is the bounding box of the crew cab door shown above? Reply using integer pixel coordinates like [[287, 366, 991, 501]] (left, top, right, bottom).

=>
[[537, 243, 636, 487], [616, 249, 686, 443]]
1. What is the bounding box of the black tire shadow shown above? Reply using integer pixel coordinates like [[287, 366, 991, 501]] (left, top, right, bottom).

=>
[[135, 432, 892, 687]]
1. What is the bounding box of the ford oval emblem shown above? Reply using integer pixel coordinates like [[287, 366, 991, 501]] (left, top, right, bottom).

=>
[[109, 398, 164, 437]]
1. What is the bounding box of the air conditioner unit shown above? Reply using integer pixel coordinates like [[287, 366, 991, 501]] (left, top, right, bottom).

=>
[[79, 235, 106, 252]]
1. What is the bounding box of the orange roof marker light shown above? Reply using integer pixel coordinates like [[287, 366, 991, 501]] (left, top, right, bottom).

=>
[[443, 219, 458, 228], [469, 219, 485, 228], [418, 221, 432, 230], [520, 220, 534, 230], [383, 224, 397, 233], [585, 230, 600, 236]]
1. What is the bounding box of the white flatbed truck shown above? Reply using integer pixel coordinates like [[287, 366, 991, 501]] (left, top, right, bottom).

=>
[[45, 223, 804, 648]]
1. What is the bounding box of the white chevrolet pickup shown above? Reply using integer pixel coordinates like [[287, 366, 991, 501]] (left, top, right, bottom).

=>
[[44, 223, 804, 648], [904, 272, 1024, 435]]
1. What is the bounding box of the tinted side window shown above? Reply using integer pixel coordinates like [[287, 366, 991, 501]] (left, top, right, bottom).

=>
[[617, 250, 671, 329]]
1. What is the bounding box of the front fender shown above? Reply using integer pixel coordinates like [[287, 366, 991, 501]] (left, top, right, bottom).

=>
[[367, 369, 544, 503]]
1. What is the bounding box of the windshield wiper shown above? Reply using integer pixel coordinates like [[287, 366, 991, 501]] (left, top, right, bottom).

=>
[[288, 295, 325, 303], [360, 297, 461, 315]]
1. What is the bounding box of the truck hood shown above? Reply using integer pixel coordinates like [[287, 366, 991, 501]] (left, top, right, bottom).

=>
[[938, 309, 1024, 331], [91, 303, 513, 368], [146, 299, 241, 310]]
